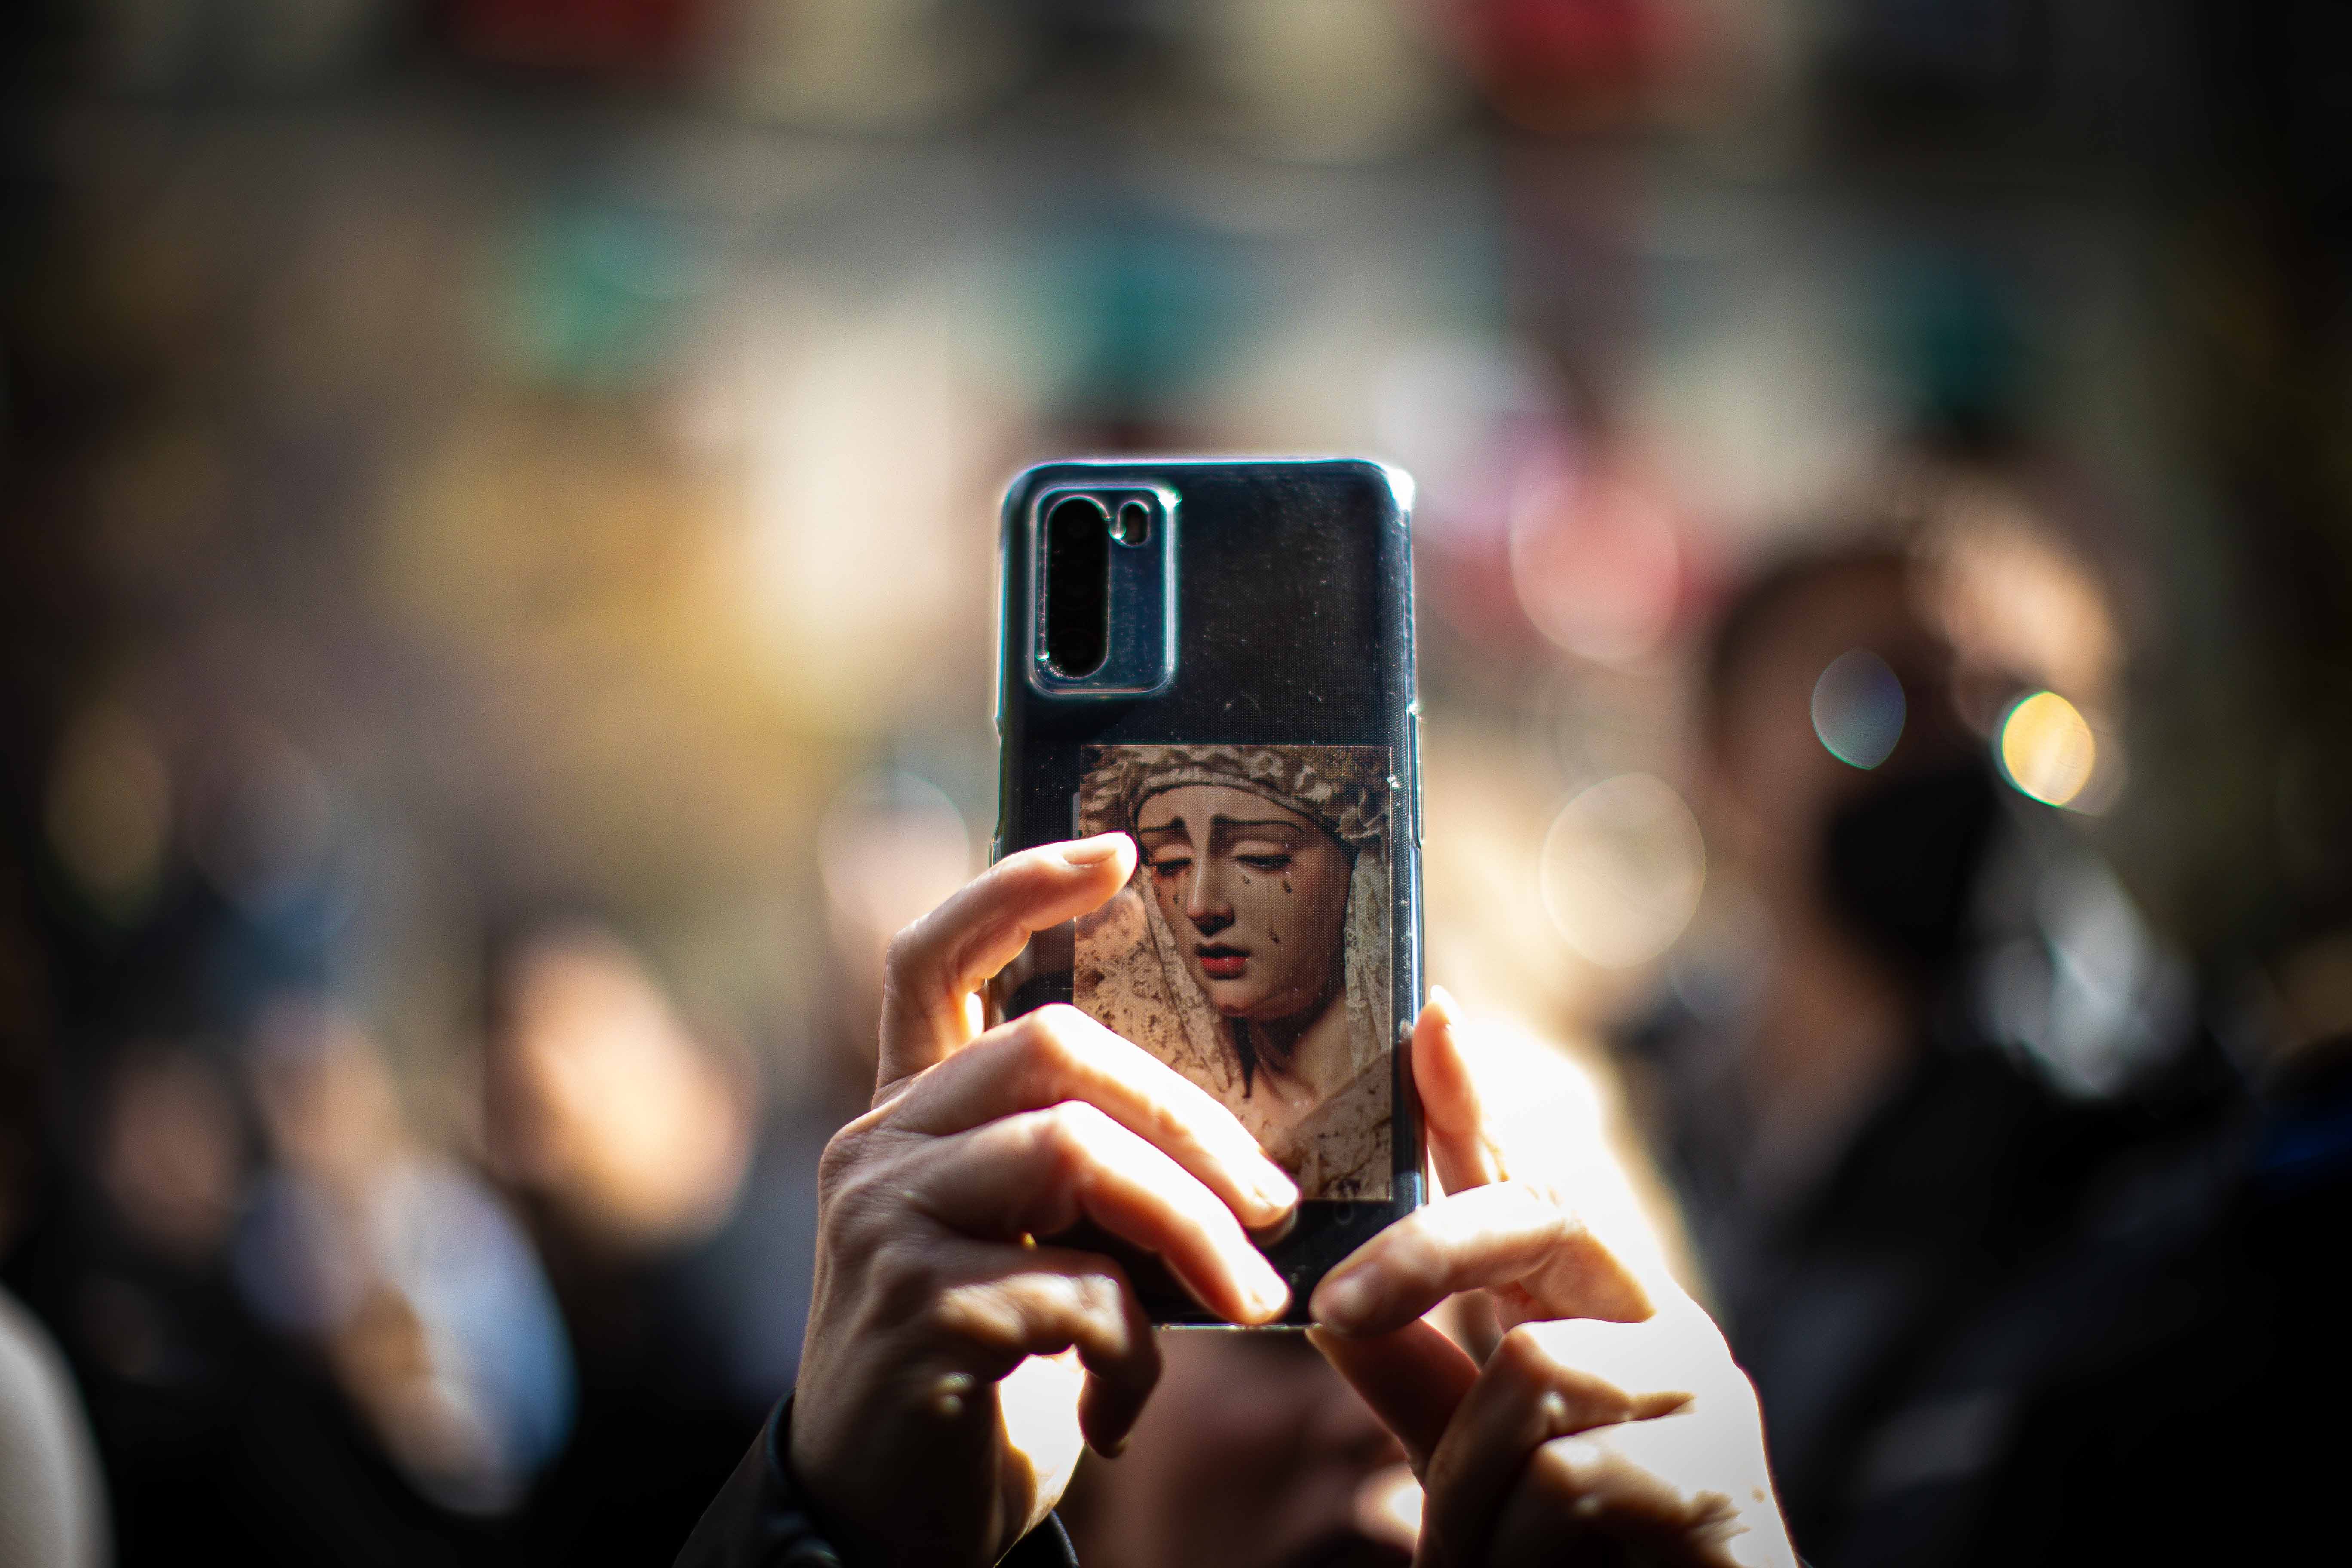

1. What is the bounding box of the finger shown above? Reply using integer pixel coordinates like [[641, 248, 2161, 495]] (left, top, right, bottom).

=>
[[1309, 1319, 1479, 1477], [1419, 1322, 1695, 1568], [1414, 988, 1506, 1195], [885, 1004, 1298, 1230], [879, 836, 1136, 1091], [1487, 1418, 1755, 1568], [1310, 1181, 1652, 1337], [920, 1244, 1162, 1458], [916, 1101, 1289, 1324]]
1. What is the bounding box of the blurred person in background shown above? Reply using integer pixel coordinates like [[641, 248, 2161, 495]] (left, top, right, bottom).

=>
[[1620, 526, 2222, 1565], [1943, 900, 2352, 1564], [233, 994, 574, 1521], [482, 916, 817, 1564], [12, 1014, 558, 1565], [8, 1022, 273, 1565]]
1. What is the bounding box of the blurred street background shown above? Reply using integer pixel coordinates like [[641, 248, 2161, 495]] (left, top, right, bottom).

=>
[[3, 2, 2350, 1565]]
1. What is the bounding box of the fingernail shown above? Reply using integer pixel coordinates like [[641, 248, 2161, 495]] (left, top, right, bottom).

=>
[[1063, 834, 1129, 866], [1311, 1268, 1372, 1332], [1247, 1262, 1291, 1320], [1427, 984, 1458, 1022], [1256, 1165, 1300, 1213], [1093, 1433, 1130, 1460]]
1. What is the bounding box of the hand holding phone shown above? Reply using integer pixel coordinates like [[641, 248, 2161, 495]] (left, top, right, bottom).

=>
[[791, 837, 1298, 1568], [779, 846, 1791, 1568], [1310, 995, 1798, 1568]]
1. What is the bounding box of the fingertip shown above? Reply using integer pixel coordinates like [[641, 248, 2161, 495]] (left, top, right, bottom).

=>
[[1078, 1378, 1142, 1459], [1212, 1246, 1292, 1326], [1248, 1199, 1298, 1248], [1308, 1266, 1375, 1335], [1252, 1163, 1301, 1222], [1412, 992, 1477, 1127], [1244, 1269, 1293, 1325], [1061, 833, 1136, 875], [1415, 989, 1469, 1072]]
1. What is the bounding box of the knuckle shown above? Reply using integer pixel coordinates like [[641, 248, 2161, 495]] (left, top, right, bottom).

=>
[[1069, 1267, 1129, 1329], [1018, 1106, 1088, 1186], [815, 1122, 877, 1204], [825, 1162, 892, 1239], [1492, 1323, 1562, 1386], [1070, 1269, 1155, 1372], [1039, 1097, 1111, 1153], [1024, 1271, 1096, 1336], [1014, 1008, 1086, 1079], [1529, 1434, 1604, 1503], [867, 1235, 945, 1325], [881, 919, 930, 983], [927, 1281, 1017, 1351], [822, 1140, 927, 1254], [1380, 1219, 1445, 1294]]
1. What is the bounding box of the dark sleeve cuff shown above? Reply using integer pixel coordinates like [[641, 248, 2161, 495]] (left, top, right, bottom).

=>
[[675, 1393, 1081, 1568]]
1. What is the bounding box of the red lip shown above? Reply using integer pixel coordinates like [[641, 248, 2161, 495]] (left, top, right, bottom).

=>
[[1197, 945, 1249, 980]]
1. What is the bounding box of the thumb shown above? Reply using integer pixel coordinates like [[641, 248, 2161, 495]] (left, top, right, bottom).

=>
[[1309, 1319, 1477, 1478], [1412, 989, 1507, 1196]]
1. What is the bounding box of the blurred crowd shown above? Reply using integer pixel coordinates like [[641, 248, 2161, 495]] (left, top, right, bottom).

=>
[[4, 1, 2352, 1565]]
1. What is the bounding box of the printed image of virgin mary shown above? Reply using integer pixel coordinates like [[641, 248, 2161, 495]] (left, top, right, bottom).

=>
[[1074, 745, 1392, 1199]]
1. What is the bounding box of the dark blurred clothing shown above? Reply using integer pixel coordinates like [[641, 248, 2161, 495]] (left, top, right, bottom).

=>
[[1660, 1035, 2124, 1556], [675, 1395, 1081, 1568], [519, 1108, 826, 1567], [1626, 985, 2236, 1566], [5, 1186, 518, 1567], [1959, 1045, 2352, 1565]]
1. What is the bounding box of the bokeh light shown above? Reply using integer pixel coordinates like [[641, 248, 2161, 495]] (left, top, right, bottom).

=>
[[1810, 648, 1907, 769], [1508, 467, 1682, 667], [45, 706, 172, 917], [1998, 690, 2097, 807], [1539, 774, 1706, 969]]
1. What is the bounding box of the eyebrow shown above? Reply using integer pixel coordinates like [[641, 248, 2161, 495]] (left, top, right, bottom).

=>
[[1135, 816, 1303, 836]]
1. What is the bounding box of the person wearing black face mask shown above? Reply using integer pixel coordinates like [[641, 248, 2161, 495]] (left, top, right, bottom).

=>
[[1617, 544, 2161, 1568]]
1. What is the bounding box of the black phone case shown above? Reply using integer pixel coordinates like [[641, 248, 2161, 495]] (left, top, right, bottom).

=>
[[992, 457, 1426, 1326]]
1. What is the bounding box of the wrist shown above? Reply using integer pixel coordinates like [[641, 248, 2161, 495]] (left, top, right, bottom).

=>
[[761, 1395, 850, 1568]]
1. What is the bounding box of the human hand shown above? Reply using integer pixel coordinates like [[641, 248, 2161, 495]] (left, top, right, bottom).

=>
[[790, 835, 1300, 1568], [1310, 993, 1795, 1568]]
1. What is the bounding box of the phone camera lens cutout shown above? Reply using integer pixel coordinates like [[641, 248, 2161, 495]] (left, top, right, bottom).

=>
[[1113, 499, 1153, 547], [1042, 495, 1112, 678]]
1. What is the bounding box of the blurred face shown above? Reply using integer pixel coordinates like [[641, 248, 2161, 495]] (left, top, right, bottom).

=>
[[1138, 785, 1352, 1023], [248, 1001, 408, 1201], [1072, 1332, 1410, 1568], [488, 932, 751, 1249], [1707, 564, 1972, 898], [100, 1045, 243, 1262]]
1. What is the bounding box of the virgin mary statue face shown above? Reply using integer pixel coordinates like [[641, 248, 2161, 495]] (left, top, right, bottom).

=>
[[1136, 784, 1353, 1025]]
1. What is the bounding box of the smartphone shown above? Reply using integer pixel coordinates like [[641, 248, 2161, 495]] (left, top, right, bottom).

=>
[[989, 457, 1426, 1326]]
